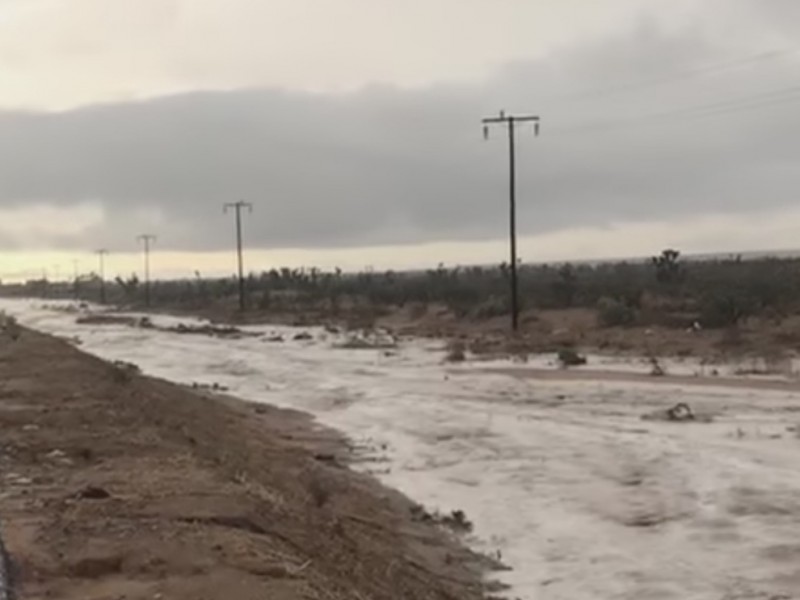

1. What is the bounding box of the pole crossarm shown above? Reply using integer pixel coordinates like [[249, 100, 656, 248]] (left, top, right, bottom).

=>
[[482, 114, 540, 124]]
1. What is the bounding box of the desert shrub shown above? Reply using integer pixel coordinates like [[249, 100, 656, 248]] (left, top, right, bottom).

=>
[[444, 286, 483, 318], [473, 296, 509, 319], [699, 293, 756, 329], [551, 264, 578, 307], [445, 340, 466, 362], [597, 297, 636, 327], [558, 348, 587, 367], [258, 289, 272, 309], [109, 360, 140, 384], [408, 303, 428, 319]]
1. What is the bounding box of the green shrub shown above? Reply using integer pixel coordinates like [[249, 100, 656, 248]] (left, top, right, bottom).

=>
[[473, 296, 509, 319], [699, 293, 756, 329], [597, 297, 636, 327], [558, 348, 587, 367]]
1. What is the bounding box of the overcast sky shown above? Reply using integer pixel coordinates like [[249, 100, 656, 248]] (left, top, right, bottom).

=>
[[0, 0, 798, 279]]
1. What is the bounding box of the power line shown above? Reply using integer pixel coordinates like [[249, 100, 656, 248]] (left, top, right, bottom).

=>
[[136, 235, 156, 308], [546, 46, 800, 104], [224, 201, 253, 312], [553, 83, 800, 136], [482, 110, 540, 333]]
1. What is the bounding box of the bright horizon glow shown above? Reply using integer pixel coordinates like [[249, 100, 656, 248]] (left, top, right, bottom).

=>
[[3, 205, 800, 283]]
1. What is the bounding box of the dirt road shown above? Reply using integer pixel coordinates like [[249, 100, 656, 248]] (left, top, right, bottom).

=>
[[0, 327, 485, 599]]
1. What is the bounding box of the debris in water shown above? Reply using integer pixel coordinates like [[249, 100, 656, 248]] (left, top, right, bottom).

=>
[[641, 402, 709, 423], [649, 357, 666, 377], [409, 504, 473, 533]]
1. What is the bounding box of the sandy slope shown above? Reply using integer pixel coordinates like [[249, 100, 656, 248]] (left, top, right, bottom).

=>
[[5, 299, 800, 600], [0, 321, 484, 599]]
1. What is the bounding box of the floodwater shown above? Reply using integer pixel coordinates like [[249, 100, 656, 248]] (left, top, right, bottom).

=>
[[4, 299, 800, 600]]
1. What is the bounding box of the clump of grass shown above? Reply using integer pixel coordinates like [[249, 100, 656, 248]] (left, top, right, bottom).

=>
[[307, 475, 332, 508], [109, 360, 140, 384], [649, 356, 666, 377]]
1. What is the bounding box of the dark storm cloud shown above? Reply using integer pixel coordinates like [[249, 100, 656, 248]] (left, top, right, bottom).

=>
[[0, 12, 797, 251]]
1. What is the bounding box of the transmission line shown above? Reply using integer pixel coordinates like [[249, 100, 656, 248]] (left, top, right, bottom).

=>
[[553, 83, 800, 136], [546, 46, 800, 104]]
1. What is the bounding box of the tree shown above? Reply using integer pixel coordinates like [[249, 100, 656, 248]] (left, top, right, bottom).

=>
[[652, 249, 684, 285], [115, 274, 140, 302], [552, 263, 578, 307]]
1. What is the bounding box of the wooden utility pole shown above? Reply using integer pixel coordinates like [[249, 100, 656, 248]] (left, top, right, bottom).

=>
[[224, 201, 253, 311], [136, 235, 157, 307], [482, 110, 540, 332], [96, 250, 108, 304], [72, 259, 80, 300]]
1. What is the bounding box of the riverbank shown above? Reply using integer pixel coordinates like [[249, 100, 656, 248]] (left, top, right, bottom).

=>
[[0, 326, 486, 599]]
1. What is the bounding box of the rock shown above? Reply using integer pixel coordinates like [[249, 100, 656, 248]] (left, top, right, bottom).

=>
[[70, 555, 123, 578], [76, 486, 111, 500], [666, 403, 694, 421], [293, 332, 313, 341], [5, 473, 33, 486]]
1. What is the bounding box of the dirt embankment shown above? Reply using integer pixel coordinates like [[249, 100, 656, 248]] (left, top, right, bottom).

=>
[[155, 301, 800, 363], [0, 328, 486, 599]]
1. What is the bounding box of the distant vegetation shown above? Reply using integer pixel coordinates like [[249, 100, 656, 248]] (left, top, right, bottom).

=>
[[4, 249, 800, 332]]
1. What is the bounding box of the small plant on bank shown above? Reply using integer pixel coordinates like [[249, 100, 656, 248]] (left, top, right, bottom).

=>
[[557, 348, 587, 368], [445, 340, 466, 362], [597, 297, 637, 328]]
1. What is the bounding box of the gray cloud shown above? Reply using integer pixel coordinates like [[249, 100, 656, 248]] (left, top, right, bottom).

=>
[[0, 6, 798, 252]]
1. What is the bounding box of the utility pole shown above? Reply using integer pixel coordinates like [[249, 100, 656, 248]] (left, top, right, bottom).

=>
[[96, 250, 108, 304], [137, 235, 157, 308], [482, 110, 540, 332], [223, 201, 253, 311], [72, 259, 80, 300]]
